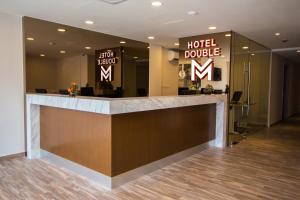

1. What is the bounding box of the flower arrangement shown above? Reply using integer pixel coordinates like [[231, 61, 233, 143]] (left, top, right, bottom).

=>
[[67, 82, 79, 97], [203, 84, 214, 95]]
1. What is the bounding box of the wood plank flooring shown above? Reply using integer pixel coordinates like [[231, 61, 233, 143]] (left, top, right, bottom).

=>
[[1, 115, 300, 200]]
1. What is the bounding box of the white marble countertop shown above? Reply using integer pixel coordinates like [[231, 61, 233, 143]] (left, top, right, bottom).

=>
[[26, 93, 227, 115]]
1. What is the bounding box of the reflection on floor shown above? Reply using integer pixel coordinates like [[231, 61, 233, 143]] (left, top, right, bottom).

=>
[[1, 115, 300, 200]]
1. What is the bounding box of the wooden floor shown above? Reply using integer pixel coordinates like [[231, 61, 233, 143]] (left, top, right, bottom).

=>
[[1, 116, 300, 200]]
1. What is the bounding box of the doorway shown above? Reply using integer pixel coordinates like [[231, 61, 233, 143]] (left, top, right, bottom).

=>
[[282, 64, 289, 120]]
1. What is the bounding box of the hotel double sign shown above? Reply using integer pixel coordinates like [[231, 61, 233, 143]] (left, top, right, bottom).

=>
[[184, 38, 222, 81]]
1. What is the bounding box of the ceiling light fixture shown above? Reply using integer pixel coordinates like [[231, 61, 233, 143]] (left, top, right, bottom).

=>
[[242, 46, 249, 50], [85, 20, 94, 25], [40, 54, 45, 57], [251, 53, 255, 56], [174, 42, 180, 46], [133, 56, 138, 59], [275, 32, 281, 36], [85, 46, 91, 50], [120, 41, 126, 44], [60, 50, 66, 54], [225, 33, 231, 37], [296, 50, 300, 53], [187, 11, 198, 16], [26, 37, 34, 41], [147, 46, 150, 49], [57, 28, 66, 32], [148, 36, 155, 40], [208, 26, 216, 30], [99, 0, 128, 5], [152, 1, 162, 7]]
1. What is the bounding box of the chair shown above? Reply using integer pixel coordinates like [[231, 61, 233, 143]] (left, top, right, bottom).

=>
[[35, 89, 47, 94], [137, 88, 147, 97], [80, 87, 94, 97], [59, 89, 69, 95]]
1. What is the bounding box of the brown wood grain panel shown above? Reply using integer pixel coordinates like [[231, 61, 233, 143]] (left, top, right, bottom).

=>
[[111, 104, 216, 176], [40, 106, 112, 176]]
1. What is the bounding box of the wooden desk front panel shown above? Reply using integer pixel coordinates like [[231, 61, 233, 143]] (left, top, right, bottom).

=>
[[40, 106, 112, 176], [111, 104, 216, 176]]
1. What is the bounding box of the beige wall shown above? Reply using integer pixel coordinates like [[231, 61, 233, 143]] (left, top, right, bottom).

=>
[[57, 55, 88, 89], [123, 58, 137, 97], [161, 48, 178, 96], [26, 54, 89, 91], [26, 56, 58, 92], [149, 45, 163, 96], [0, 12, 25, 157], [88, 55, 96, 87], [149, 45, 179, 96]]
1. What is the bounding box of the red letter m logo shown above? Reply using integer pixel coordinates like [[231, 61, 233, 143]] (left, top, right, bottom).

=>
[[191, 59, 214, 81]]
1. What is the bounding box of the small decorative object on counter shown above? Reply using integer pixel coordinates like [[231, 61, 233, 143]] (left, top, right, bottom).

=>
[[67, 82, 80, 97], [203, 84, 214, 95]]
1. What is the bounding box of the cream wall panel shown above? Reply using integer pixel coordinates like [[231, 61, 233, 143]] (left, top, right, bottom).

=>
[[0, 12, 25, 157]]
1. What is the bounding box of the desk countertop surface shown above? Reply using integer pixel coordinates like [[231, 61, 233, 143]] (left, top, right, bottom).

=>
[[26, 93, 227, 115]]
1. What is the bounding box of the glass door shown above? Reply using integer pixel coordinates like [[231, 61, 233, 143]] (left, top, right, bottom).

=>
[[229, 32, 270, 145]]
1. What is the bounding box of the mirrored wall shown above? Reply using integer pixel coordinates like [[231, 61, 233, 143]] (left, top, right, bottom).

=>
[[24, 17, 149, 97]]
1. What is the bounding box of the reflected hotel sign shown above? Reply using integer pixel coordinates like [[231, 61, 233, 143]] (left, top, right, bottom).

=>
[[96, 50, 117, 81], [185, 38, 222, 81], [185, 38, 221, 58]]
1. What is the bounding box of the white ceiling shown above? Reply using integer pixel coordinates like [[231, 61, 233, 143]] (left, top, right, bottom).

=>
[[1, 0, 300, 60]]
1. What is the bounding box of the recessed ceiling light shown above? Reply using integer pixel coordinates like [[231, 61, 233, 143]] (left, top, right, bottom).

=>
[[26, 37, 34, 41], [187, 11, 198, 16], [275, 32, 281, 36], [85, 46, 91, 50], [120, 41, 126, 44], [225, 33, 231, 37], [152, 1, 162, 7], [57, 28, 66, 32], [148, 36, 155, 40], [133, 56, 139, 59], [208, 26, 217, 30], [251, 53, 255, 56], [60, 50, 66, 54], [85, 20, 94, 25], [48, 41, 56, 45], [147, 46, 150, 49], [296, 50, 300, 53], [174, 42, 180, 46], [40, 54, 45, 57], [242, 46, 249, 50]]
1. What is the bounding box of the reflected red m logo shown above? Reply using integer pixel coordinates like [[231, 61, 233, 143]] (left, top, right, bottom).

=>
[[191, 59, 214, 81], [100, 65, 112, 81]]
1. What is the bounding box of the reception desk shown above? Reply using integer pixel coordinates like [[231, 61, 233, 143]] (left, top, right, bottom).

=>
[[26, 94, 228, 189]]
